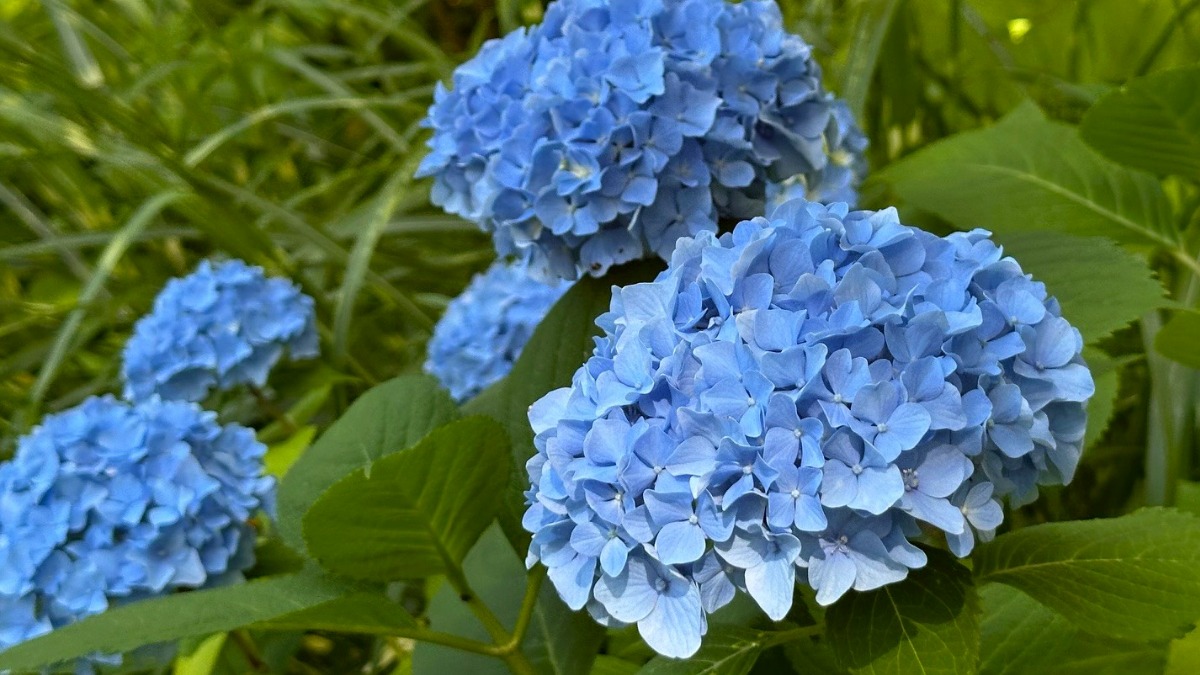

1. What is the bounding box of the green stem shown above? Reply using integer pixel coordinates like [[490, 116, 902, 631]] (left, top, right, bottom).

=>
[[248, 384, 298, 435], [1135, 0, 1200, 76], [501, 567, 545, 654], [390, 627, 498, 656], [443, 566, 539, 675], [764, 624, 824, 648], [230, 629, 268, 673]]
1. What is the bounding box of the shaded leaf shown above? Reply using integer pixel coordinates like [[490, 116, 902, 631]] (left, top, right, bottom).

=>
[[1081, 67, 1200, 180], [979, 584, 1165, 675], [414, 526, 604, 675], [254, 592, 417, 634], [0, 571, 354, 671], [275, 375, 458, 553], [303, 416, 510, 581], [1155, 310, 1200, 370], [996, 232, 1165, 343], [636, 626, 770, 675], [974, 508, 1200, 639], [464, 260, 661, 548], [1167, 627, 1200, 675], [882, 103, 1176, 248], [825, 548, 979, 675]]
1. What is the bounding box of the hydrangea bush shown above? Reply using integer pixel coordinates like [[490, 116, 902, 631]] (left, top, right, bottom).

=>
[[522, 199, 1093, 656], [123, 260, 319, 403], [0, 395, 273, 656], [426, 259, 572, 402], [418, 0, 867, 279]]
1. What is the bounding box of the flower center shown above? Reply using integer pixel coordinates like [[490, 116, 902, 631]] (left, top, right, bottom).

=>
[[688, 514, 699, 525], [876, 422, 889, 433], [793, 427, 803, 438], [790, 489, 801, 499], [653, 465, 664, 475], [902, 468, 919, 491], [832, 393, 844, 403], [742, 464, 754, 475], [851, 463, 863, 475], [653, 577, 669, 593]]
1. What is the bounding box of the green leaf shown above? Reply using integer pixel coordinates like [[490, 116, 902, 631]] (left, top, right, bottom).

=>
[[635, 626, 773, 675], [1167, 627, 1200, 675], [463, 260, 661, 548], [253, 592, 417, 634], [265, 425, 316, 479], [302, 416, 510, 581], [839, 0, 901, 119], [1081, 67, 1200, 180], [414, 525, 604, 675], [882, 102, 1176, 248], [174, 633, 228, 675], [1083, 350, 1119, 447], [974, 508, 1200, 640], [592, 655, 642, 675], [825, 548, 980, 675], [1155, 310, 1200, 370], [275, 375, 458, 554], [995, 232, 1165, 343], [0, 571, 354, 671], [979, 584, 1165, 675]]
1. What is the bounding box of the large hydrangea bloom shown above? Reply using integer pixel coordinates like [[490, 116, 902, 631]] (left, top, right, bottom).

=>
[[418, 0, 867, 279], [523, 199, 1092, 657], [427, 259, 572, 402], [123, 259, 319, 403], [0, 395, 273, 655]]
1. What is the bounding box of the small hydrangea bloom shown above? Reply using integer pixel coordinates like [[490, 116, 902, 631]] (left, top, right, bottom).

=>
[[123, 260, 319, 403], [426, 259, 572, 402], [0, 395, 273, 657], [418, 0, 867, 279], [523, 199, 1092, 657]]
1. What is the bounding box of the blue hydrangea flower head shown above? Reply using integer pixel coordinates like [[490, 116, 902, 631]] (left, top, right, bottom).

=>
[[523, 199, 1092, 656], [426, 259, 572, 402], [0, 395, 273, 657], [123, 259, 319, 402], [418, 0, 868, 279]]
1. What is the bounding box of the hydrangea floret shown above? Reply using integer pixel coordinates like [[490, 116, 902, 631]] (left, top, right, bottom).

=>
[[0, 395, 273, 655], [123, 259, 319, 403], [522, 199, 1093, 657], [426, 259, 572, 402], [418, 0, 868, 279]]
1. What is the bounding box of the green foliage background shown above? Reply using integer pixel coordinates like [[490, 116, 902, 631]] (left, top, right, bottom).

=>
[[4, 1, 1200, 673]]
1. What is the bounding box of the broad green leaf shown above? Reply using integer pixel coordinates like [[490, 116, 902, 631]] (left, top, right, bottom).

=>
[[1155, 310, 1200, 370], [636, 626, 775, 675], [302, 416, 510, 581], [1081, 67, 1200, 180], [254, 592, 417, 634], [882, 103, 1176, 248], [0, 571, 354, 671], [781, 633, 847, 675], [174, 633, 228, 675], [592, 655, 642, 675], [1083, 350, 1119, 447], [1177, 481, 1200, 516], [275, 375, 458, 553], [825, 548, 979, 675], [464, 260, 661, 548], [1167, 627, 1200, 675], [265, 425, 316, 479], [974, 508, 1200, 639], [979, 584, 1165, 675], [995, 232, 1165, 343], [414, 525, 604, 675]]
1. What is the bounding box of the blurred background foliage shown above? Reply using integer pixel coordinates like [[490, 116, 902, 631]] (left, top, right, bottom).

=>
[[2, 0, 1200, 670]]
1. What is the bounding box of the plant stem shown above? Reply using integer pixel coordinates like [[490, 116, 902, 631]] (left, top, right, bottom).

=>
[[230, 629, 269, 673], [1135, 0, 1200, 76], [442, 565, 539, 675], [248, 383, 298, 435], [764, 624, 824, 648]]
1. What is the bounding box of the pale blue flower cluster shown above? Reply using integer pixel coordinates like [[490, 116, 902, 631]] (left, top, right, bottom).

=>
[[123, 260, 319, 403], [523, 199, 1092, 656], [418, 0, 867, 279], [0, 396, 273, 655], [426, 259, 572, 402]]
